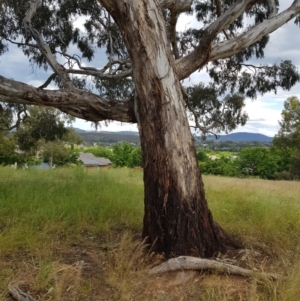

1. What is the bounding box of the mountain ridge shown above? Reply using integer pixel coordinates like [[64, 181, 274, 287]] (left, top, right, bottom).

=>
[[73, 128, 273, 143], [205, 132, 273, 142]]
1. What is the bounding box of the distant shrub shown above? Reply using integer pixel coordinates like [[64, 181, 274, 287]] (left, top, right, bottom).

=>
[[274, 171, 293, 181], [85, 146, 114, 161], [200, 156, 240, 177], [197, 149, 208, 161], [127, 147, 142, 168], [84, 143, 142, 168], [113, 142, 142, 167]]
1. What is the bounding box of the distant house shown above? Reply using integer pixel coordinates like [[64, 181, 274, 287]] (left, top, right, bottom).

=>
[[78, 153, 112, 168]]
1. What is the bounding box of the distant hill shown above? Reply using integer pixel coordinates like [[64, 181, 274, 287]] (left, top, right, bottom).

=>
[[73, 128, 273, 144], [73, 128, 140, 144], [204, 132, 273, 142]]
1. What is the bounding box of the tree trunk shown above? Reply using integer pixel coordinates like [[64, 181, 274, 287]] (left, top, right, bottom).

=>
[[104, 0, 238, 257]]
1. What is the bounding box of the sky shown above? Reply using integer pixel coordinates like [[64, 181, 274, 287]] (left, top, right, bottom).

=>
[[1, 0, 300, 137]]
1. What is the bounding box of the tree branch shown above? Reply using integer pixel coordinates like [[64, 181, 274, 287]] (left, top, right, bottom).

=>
[[3, 37, 38, 49], [210, 1, 300, 62], [38, 73, 57, 89], [37, 53, 132, 89], [66, 67, 132, 79], [169, 10, 180, 59], [23, 0, 73, 89], [268, 0, 277, 18], [3, 106, 28, 131], [214, 0, 231, 40], [159, 0, 193, 13], [175, 0, 259, 79], [0, 75, 136, 123], [58, 52, 132, 78]]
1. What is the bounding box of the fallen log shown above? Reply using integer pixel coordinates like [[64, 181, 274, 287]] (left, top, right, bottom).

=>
[[149, 256, 278, 280]]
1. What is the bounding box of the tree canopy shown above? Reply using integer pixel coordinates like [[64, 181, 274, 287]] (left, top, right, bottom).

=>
[[0, 0, 300, 133]]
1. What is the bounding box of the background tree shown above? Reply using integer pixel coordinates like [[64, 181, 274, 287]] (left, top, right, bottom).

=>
[[14, 106, 82, 167], [112, 143, 142, 167], [0, 103, 30, 165], [196, 149, 208, 162], [200, 155, 240, 177], [0, 130, 19, 165], [1, 0, 300, 257], [273, 96, 300, 178], [41, 140, 81, 167], [0, 103, 28, 131], [238, 147, 281, 179]]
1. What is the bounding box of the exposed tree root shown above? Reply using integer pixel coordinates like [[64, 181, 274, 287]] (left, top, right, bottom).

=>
[[7, 282, 37, 301], [149, 256, 279, 280]]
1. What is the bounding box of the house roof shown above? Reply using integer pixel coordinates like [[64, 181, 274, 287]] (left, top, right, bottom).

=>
[[78, 153, 112, 166]]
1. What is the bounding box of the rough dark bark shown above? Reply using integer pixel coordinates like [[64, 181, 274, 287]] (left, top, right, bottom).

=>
[[0, 76, 136, 123], [104, 0, 235, 257]]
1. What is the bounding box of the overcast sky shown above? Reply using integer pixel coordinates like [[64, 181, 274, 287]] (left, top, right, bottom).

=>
[[1, 0, 299, 137]]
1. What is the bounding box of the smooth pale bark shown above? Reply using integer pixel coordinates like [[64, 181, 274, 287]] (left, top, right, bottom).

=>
[[159, 0, 193, 12], [210, 1, 300, 61], [175, 0, 300, 79]]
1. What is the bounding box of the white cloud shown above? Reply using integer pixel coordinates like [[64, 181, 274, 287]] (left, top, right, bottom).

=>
[[236, 98, 281, 136]]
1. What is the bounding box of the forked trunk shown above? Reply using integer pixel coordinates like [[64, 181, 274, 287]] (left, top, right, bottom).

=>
[[105, 0, 236, 257]]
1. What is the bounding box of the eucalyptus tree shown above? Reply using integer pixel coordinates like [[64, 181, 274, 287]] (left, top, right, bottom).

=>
[[1, 0, 300, 257], [273, 96, 300, 177], [274, 96, 300, 149]]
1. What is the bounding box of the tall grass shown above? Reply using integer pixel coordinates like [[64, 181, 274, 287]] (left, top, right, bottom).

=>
[[204, 176, 300, 253], [0, 167, 144, 252], [1, 167, 300, 300]]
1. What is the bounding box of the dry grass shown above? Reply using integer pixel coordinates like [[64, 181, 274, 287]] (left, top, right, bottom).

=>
[[1, 254, 83, 301], [205, 176, 300, 252], [1, 167, 300, 300], [104, 232, 156, 300]]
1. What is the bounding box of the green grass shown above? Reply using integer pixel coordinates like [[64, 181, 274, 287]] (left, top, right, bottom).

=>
[[204, 176, 300, 253], [0, 167, 144, 252], [1, 166, 300, 300]]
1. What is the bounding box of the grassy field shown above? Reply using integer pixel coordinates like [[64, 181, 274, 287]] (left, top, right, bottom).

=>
[[0, 167, 300, 300]]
